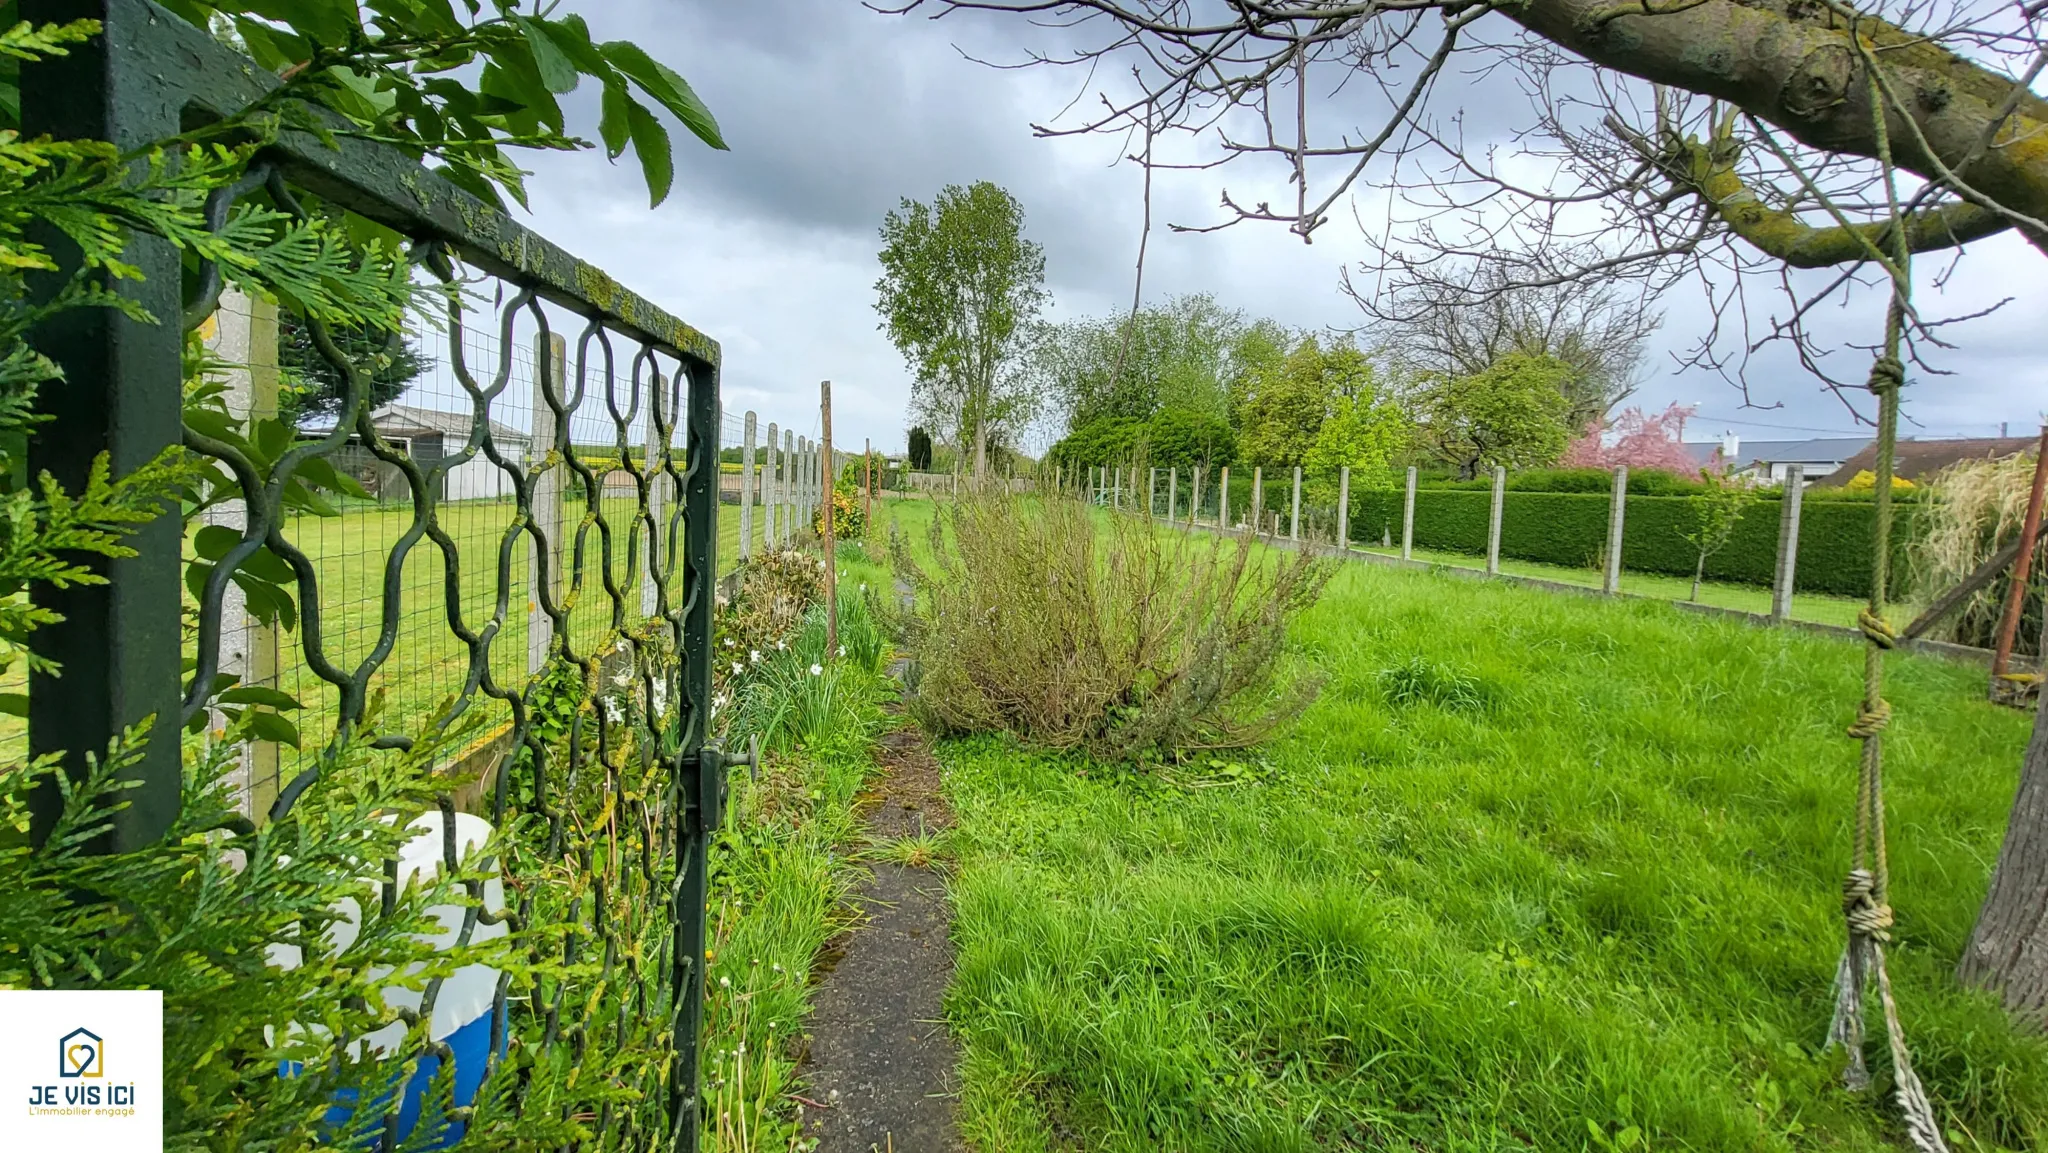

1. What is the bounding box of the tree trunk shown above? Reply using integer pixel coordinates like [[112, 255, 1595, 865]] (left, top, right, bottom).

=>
[[1692, 556, 1705, 602], [1959, 692, 2048, 1023], [973, 421, 988, 482]]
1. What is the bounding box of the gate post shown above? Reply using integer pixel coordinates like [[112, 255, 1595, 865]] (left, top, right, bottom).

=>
[[1487, 466, 1506, 575], [1772, 464, 1805, 619], [25, 5, 186, 849], [1604, 465, 1629, 595], [671, 355, 721, 1150]]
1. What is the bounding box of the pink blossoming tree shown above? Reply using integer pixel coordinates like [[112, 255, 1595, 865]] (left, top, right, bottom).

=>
[[1560, 403, 1718, 475]]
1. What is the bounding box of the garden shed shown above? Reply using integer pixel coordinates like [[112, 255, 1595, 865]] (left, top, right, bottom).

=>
[[303, 402, 530, 503]]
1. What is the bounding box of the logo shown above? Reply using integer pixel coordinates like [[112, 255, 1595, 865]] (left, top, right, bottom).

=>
[[2, 989, 160, 1150], [57, 1028, 103, 1080]]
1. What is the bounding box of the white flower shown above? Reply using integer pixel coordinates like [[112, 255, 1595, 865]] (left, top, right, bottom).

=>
[[718, 975, 731, 989], [809, 663, 823, 677], [749, 649, 761, 663], [776, 640, 786, 651], [860, 583, 868, 592], [730, 661, 742, 674], [723, 637, 734, 648], [603, 696, 625, 725], [836, 645, 846, 657]]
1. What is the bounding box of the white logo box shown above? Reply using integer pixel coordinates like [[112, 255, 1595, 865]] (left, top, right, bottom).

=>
[[0, 989, 162, 1152]]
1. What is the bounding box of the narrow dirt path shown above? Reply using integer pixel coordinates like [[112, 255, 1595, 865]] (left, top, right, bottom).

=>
[[797, 698, 966, 1152]]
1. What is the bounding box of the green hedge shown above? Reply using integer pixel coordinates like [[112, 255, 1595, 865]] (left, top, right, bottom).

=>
[[1347, 489, 1915, 599]]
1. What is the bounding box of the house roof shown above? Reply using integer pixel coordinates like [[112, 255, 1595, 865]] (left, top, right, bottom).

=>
[[1680, 437, 1871, 472], [306, 402, 527, 445], [1815, 436, 2039, 486]]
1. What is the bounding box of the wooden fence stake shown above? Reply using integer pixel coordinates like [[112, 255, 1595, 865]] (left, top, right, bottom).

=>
[[1992, 425, 2048, 677], [1771, 463, 1805, 619], [1251, 466, 1263, 533], [820, 383, 837, 655]]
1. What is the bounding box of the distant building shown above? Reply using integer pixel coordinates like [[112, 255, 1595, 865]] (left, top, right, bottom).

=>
[[304, 403, 530, 502], [1685, 436, 1873, 484], [1815, 435, 2039, 486]]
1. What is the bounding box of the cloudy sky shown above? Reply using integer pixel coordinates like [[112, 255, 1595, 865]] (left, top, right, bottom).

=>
[[508, 0, 2046, 456]]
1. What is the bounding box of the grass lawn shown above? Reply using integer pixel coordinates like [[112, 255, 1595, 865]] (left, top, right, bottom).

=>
[[876, 496, 2048, 1151]]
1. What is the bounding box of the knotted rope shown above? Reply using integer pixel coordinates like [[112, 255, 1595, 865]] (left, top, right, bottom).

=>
[[1817, 130, 1948, 1146]]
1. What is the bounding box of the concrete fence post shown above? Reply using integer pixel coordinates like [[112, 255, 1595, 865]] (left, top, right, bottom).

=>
[[1487, 465, 1506, 575], [1251, 467, 1263, 534], [643, 387, 664, 617], [1337, 466, 1351, 551], [764, 421, 779, 547], [1220, 465, 1231, 530], [1148, 467, 1158, 515], [1772, 464, 1805, 619], [1401, 466, 1417, 560], [530, 332, 567, 674], [739, 411, 756, 563], [1193, 465, 1205, 525], [1604, 465, 1629, 595], [204, 288, 281, 817], [784, 430, 795, 541], [1167, 467, 1178, 522], [1290, 466, 1302, 541]]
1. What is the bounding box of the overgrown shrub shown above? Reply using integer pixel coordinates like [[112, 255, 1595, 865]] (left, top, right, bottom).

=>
[[811, 483, 867, 540], [892, 490, 1332, 761]]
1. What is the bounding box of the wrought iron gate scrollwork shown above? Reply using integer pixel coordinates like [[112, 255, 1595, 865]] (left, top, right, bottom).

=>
[[23, 1, 725, 1147]]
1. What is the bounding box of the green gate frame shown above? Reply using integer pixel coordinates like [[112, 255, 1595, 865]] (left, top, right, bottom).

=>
[[22, 1, 730, 1146]]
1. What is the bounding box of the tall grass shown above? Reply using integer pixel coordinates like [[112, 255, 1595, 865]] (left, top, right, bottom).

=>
[[892, 490, 1331, 762], [941, 556, 2048, 1151], [1911, 449, 2045, 654]]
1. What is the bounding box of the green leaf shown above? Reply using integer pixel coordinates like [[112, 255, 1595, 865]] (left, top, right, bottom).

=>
[[0, 693, 26, 718], [193, 524, 241, 562], [513, 15, 580, 95], [600, 40, 727, 150], [246, 709, 302, 749], [219, 686, 303, 711], [598, 83, 632, 160], [625, 98, 674, 208], [185, 559, 214, 604]]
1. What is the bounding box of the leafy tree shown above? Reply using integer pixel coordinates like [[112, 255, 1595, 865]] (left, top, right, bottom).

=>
[[1233, 336, 1376, 469], [1302, 390, 1412, 495], [277, 311, 425, 425], [874, 182, 1047, 479], [1030, 294, 1240, 428], [1147, 407, 1234, 471], [1416, 354, 1574, 480], [1560, 402, 1710, 475], [1680, 473, 1760, 601], [907, 425, 933, 470]]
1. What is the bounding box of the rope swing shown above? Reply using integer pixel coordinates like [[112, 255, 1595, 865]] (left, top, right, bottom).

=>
[[1819, 60, 1947, 1153]]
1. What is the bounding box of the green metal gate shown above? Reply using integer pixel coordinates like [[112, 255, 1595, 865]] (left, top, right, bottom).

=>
[[23, 1, 731, 1146]]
